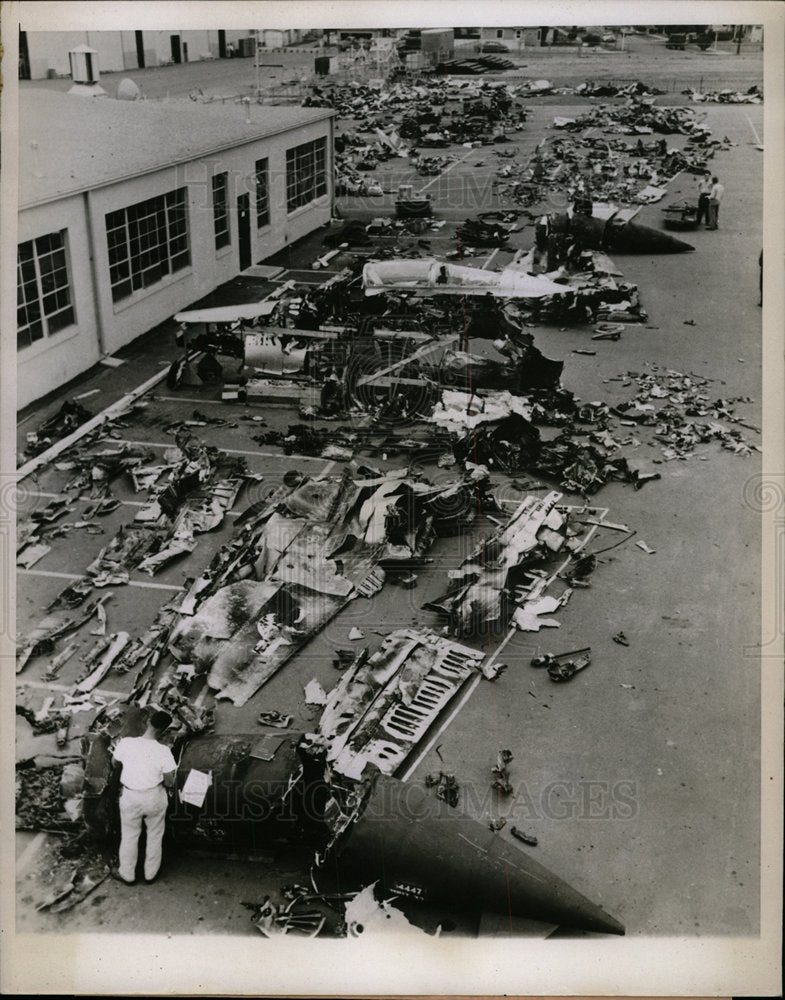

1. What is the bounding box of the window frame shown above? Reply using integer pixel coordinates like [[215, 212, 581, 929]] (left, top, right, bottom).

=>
[[17, 230, 76, 351], [212, 171, 231, 250], [255, 157, 270, 228], [285, 137, 328, 214], [105, 187, 191, 304]]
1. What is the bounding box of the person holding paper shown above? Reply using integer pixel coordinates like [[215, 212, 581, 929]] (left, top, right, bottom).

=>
[[111, 710, 177, 885]]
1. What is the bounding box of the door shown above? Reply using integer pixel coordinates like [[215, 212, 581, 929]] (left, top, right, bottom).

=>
[[170, 35, 181, 63], [182, 42, 189, 63], [218, 29, 227, 59], [135, 30, 145, 68], [19, 29, 30, 79], [237, 194, 252, 271]]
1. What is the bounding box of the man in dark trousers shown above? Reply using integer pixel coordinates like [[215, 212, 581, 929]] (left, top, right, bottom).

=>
[[111, 710, 177, 885], [759, 249, 763, 306], [696, 171, 713, 226]]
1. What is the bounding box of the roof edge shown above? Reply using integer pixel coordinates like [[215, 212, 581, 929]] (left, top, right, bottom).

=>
[[18, 108, 335, 211]]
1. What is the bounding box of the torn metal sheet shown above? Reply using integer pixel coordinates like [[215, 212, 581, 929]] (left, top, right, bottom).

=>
[[16, 595, 111, 673], [74, 631, 130, 693], [430, 389, 534, 434], [344, 882, 427, 936], [136, 529, 197, 575], [16, 543, 52, 568], [425, 492, 565, 635]]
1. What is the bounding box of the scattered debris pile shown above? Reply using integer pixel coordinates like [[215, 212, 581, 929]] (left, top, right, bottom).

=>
[[23, 400, 93, 458], [555, 101, 709, 137], [611, 367, 761, 460], [163, 467, 499, 706], [425, 491, 604, 637], [686, 85, 763, 104]]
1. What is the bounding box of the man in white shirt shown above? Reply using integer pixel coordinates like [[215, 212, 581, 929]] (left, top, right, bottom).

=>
[[696, 170, 713, 226], [111, 710, 177, 885], [708, 176, 725, 230]]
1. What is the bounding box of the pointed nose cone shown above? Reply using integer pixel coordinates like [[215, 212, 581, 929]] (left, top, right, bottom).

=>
[[326, 775, 625, 935], [566, 212, 694, 253], [607, 219, 695, 253]]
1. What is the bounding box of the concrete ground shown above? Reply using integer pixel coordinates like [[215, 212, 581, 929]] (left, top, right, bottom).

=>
[[13, 57, 763, 941]]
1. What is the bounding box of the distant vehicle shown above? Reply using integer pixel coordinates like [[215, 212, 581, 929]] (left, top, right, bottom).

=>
[[480, 41, 510, 52], [602, 32, 618, 43], [666, 32, 687, 50]]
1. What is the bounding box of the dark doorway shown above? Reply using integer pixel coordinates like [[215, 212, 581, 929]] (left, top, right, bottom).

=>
[[135, 30, 145, 68], [218, 29, 227, 59], [170, 35, 181, 64], [237, 193, 251, 271], [182, 42, 189, 63], [19, 29, 30, 79]]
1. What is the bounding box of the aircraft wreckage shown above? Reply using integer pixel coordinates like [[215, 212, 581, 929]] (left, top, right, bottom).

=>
[[82, 625, 625, 935], [545, 210, 696, 254], [68, 482, 625, 935], [362, 259, 568, 298]]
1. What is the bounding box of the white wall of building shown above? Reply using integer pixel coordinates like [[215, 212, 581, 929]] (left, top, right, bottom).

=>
[[144, 30, 215, 65], [22, 29, 257, 78], [119, 31, 141, 71], [25, 31, 128, 78], [17, 196, 102, 408], [224, 30, 254, 48], [17, 118, 333, 405]]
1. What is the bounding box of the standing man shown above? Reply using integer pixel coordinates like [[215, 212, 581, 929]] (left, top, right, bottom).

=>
[[112, 710, 177, 885], [696, 170, 713, 226], [708, 175, 725, 230]]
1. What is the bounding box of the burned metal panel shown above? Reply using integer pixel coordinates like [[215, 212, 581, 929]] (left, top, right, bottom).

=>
[[319, 629, 484, 780]]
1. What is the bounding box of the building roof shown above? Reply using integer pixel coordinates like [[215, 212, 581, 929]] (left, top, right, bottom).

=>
[[18, 89, 334, 208]]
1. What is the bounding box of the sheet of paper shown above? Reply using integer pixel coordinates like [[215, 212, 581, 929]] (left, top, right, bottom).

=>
[[179, 768, 212, 808]]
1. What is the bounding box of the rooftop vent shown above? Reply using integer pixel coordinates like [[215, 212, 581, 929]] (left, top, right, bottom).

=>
[[68, 44, 106, 96]]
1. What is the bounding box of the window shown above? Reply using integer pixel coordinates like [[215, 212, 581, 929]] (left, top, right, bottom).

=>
[[515, 30, 522, 39], [17, 231, 75, 350], [285, 137, 327, 213], [255, 158, 270, 227], [496, 29, 504, 38], [212, 172, 230, 249], [105, 188, 190, 303]]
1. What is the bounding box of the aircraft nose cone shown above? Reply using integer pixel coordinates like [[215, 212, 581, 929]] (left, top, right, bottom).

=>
[[328, 774, 625, 935]]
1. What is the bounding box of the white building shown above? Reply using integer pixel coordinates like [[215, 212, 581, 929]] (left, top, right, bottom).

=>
[[479, 27, 542, 48], [19, 29, 257, 79], [257, 30, 308, 49], [17, 90, 334, 408]]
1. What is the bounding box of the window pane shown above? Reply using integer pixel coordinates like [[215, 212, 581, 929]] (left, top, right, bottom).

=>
[[47, 306, 74, 334]]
